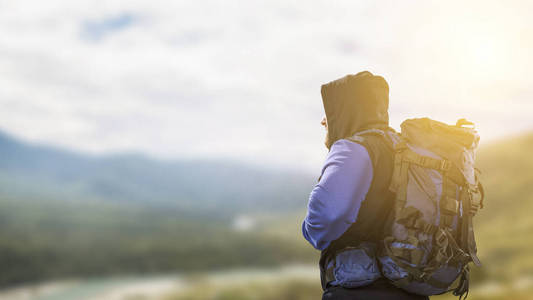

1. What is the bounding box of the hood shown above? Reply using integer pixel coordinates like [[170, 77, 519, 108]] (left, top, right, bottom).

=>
[[321, 71, 390, 149]]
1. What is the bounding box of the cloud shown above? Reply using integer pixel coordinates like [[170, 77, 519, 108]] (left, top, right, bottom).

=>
[[81, 13, 139, 41], [0, 0, 532, 172]]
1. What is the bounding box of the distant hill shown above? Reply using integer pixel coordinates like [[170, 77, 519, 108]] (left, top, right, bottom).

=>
[[2, 129, 531, 291], [0, 131, 315, 216], [0, 130, 319, 286], [469, 133, 533, 282]]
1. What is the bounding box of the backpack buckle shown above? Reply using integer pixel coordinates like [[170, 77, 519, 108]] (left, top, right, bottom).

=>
[[440, 160, 451, 171]]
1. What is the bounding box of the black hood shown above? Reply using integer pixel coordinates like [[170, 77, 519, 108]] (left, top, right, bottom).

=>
[[321, 71, 390, 149]]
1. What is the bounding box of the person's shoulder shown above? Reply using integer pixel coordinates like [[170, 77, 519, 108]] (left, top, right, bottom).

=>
[[328, 139, 370, 161], [321, 139, 373, 178], [331, 138, 367, 151]]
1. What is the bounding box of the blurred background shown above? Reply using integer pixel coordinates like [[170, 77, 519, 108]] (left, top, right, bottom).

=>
[[0, 0, 532, 299]]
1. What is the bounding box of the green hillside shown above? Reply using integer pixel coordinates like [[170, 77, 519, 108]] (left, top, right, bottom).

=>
[[0, 193, 318, 287], [0, 130, 317, 287], [470, 133, 533, 281]]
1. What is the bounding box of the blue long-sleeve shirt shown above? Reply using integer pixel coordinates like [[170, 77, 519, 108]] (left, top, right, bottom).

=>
[[302, 139, 373, 250]]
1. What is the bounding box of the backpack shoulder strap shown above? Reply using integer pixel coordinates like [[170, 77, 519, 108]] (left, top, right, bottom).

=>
[[346, 128, 397, 168]]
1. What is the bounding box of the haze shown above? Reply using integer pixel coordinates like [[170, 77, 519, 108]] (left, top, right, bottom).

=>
[[1, 0, 531, 172]]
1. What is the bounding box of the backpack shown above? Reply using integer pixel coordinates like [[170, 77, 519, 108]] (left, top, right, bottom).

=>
[[378, 118, 484, 299]]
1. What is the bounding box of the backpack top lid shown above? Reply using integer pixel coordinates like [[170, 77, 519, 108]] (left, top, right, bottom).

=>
[[401, 118, 480, 186]]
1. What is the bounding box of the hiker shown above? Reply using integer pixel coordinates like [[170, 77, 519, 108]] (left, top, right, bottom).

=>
[[302, 71, 428, 299]]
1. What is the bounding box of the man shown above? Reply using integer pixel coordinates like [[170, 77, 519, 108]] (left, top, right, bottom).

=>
[[302, 71, 428, 300]]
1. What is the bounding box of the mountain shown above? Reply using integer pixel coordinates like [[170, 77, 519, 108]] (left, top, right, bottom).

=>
[[0, 131, 315, 216], [0, 130, 320, 287]]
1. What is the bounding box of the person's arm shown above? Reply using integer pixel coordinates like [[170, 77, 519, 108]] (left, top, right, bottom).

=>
[[302, 139, 373, 250]]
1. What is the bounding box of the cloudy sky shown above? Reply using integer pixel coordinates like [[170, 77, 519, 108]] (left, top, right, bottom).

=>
[[1, 0, 532, 171]]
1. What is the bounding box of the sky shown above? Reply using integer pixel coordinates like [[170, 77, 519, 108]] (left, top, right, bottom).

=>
[[0, 0, 532, 172]]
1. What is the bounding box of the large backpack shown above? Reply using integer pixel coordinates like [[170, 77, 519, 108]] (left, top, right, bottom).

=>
[[378, 118, 484, 299]]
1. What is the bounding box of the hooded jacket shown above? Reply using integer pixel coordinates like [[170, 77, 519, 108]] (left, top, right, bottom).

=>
[[321, 71, 390, 149], [303, 71, 398, 291]]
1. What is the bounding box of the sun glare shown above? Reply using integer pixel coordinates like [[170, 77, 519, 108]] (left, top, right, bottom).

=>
[[466, 35, 505, 75], [451, 22, 509, 83]]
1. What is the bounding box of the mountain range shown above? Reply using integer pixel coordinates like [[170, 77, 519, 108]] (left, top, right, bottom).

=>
[[0, 131, 315, 216]]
